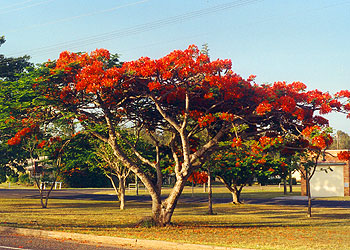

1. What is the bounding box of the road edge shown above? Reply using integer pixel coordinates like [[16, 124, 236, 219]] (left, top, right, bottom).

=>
[[0, 226, 252, 250]]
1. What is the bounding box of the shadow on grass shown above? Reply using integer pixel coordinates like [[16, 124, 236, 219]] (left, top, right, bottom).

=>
[[175, 219, 350, 229], [313, 213, 350, 219], [8, 200, 153, 211]]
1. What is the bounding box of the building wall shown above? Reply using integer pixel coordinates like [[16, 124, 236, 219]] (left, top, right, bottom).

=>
[[301, 150, 350, 197], [310, 165, 344, 197], [344, 163, 350, 196]]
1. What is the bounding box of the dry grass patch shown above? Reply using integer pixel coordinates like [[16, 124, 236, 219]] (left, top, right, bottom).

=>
[[0, 197, 350, 249]]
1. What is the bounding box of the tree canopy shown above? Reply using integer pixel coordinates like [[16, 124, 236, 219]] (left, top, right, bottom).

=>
[[6, 45, 350, 225], [0, 36, 34, 182]]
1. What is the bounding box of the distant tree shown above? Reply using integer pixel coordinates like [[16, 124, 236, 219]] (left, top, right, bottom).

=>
[[7, 121, 70, 208], [294, 126, 333, 217], [329, 130, 350, 150], [0, 36, 32, 81], [0, 36, 33, 181], [59, 134, 109, 188], [94, 141, 131, 210], [212, 135, 284, 204]]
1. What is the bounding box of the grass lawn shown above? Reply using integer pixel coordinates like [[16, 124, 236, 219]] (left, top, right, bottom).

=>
[[0, 194, 349, 250], [0, 182, 35, 189]]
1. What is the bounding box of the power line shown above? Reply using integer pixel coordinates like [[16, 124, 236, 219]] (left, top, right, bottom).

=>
[[8, 0, 149, 33], [4, 0, 349, 63], [0, 0, 55, 15], [6, 0, 262, 58], [0, 0, 34, 11]]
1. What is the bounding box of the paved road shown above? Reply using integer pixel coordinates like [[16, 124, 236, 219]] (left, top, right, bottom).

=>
[[1, 188, 350, 208], [0, 232, 134, 250]]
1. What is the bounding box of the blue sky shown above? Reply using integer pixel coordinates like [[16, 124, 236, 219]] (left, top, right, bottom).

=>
[[1, 0, 350, 133]]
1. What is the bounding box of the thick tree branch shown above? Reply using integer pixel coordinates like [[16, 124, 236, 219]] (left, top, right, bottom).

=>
[[148, 94, 181, 132]]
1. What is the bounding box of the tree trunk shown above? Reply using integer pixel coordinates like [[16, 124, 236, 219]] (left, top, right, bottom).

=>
[[283, 178, 287, 195], [44, 181, 57, 208], [107, 175, 119, 196], [34, 177, 56, 209], [289, 171, 293, 193], [305, 172, 312, 217], [207, 170, 213, 215], [135, 175, 139, 196], [231, 185, 243, 204], [191, 181, 194, 197], [231, 190, 240, 204], [39, 190, 47, 208], [217, 176, 243, 204], [151, 179, 186, 226], [118, 176, 126, 210], [33, 177, 46, 208]]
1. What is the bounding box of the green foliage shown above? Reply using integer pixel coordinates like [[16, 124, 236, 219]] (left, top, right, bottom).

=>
[[0, 168, 7, 183], [211, 137, 284, 186], [0, 36, 32, 81], [18, 173, 32, 185], [7, 174, 18, 183], [59, 134, 110, 188], [0, 165, 20, 184], [0, 36, 35, 174], [61, 165, 109, 188]]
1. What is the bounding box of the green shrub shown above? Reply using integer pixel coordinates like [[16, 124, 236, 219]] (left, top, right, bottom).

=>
[[19, 173, 33, 185], [7, 174, 18, 183]]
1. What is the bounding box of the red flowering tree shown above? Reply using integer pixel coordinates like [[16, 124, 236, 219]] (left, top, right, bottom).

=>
[[35, 137, 71, 208], [297, 126, 333, 217], [212, 135, 285, 204], [334, 90, 350, 161], [253, 81, 341, 217], [9, 45, 350, 225], [7, 119, 70, 208], [25, 45, 268, 225]]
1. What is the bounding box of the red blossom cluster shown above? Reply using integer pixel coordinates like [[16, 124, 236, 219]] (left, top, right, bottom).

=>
[[123, 45, 231, 83], [48, 48, 121, 98], [334, 90, 350, 118], [231, 137, 242, 148], [255, 101, 272, 115], [259, 136, 283, 148], [301, 126, 333, 150], [254, 80, 340, 125], [335, 90, 350, 98], [37, 140, 46, 148], [337, 151, 350, 161], [198, 114, 216, 128], [219, 112, 235, 121], [7, 127, 32, 145], [188, 171, 208, 184], [250, 136, 284, 154], [189, 110, 204, 120], [148, 81, 162, 91]]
